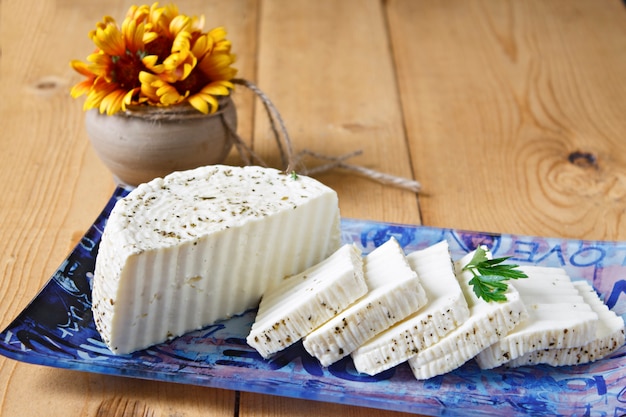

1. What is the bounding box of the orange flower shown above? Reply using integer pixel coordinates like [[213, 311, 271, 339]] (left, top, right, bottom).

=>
[[70, 3, 236, 115]]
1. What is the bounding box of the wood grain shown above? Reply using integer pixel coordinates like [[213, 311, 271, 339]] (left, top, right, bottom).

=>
[[251, 0, 421, 225], [2, 0, 626, 416], [387, 0, 626, 240], [240, 393, 418, 417], [0, 1, 252, 416]]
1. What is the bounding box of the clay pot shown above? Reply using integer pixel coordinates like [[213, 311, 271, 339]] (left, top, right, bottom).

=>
[[85, 97, 237, 186]]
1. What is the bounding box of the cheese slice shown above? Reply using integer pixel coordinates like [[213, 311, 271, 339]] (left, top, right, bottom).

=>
[[302, 237, 427, 367], [92, 165, 341, 354], [507, 280, 625, 367], [407, 251, 528, 380], [352, 240, 469, 376], [246, 244, 366, 358], [475, 266, 599, 370]]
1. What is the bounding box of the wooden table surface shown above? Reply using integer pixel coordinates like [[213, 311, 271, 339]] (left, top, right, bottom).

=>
[[2, 0, 626, 416]]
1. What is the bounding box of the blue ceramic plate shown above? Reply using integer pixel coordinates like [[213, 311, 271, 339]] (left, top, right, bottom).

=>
[[1, 187, 626, 417]]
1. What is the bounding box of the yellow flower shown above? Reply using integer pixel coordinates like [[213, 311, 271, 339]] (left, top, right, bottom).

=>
[[125, 4, 150, 24], [148, 3, 204, 38], [89, 16, 126, 56], [69, 60, 96, 99], [136, 26, 236, 114], [139, 71, 188, 105], [71, 12, 156, 114], [70, 3, 236, 115], [147, 30, 196, 82], [196, 28, 237, 82], [187, 81, 233, 114]]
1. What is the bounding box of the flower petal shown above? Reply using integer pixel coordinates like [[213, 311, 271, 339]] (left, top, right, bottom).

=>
[[188, 93, 218, 114], [91, 16, 126, 56]]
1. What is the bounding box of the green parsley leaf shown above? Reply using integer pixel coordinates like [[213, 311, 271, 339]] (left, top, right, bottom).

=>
[[462, 246, 528, 302]]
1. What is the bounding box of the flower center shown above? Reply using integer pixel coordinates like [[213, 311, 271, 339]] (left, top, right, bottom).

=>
[[146, 36, 174, 63], [172, 69, 210, 96], [111, 51, 145, 89]]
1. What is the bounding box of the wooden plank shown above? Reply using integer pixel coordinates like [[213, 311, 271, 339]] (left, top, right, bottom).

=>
[[6, 0, 625, 416], [1, 366, 235, 417], [239, 1, 422, 416], [0, 0, 257, 416], [387, 0, 626, 240], [241, 393, 420, 417], [248, 0, 421, 224]]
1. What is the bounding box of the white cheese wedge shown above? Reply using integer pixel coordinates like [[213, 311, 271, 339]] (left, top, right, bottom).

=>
[[352, 240, 470, 376], [507, 280, 625, 367], [246, 244, 366, 358], [92, 165, 341, 354], [302, 237, 427, 367], [407, 251, 528, 380], [475, 266, 599, 370]]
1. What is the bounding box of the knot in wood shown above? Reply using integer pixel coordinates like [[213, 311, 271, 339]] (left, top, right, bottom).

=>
[[568, 151, 598, 170]]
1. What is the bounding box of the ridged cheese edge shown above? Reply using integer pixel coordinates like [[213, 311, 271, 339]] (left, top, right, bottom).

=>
[[92, 165, 341, 354], [246, 244, 366, 358], [507, 280, 625, 367], [352, 240, 470, 376], [302, 237, 427, 367], [407, 251, 528, 379]]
